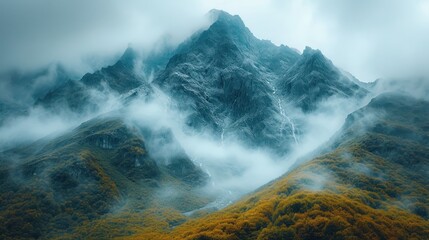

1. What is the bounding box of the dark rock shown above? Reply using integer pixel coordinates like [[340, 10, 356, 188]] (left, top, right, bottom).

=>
[[278, 47, 368, 112]]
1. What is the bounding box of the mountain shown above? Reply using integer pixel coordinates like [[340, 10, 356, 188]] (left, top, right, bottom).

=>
[[0, 64, 70, 123], [0, 64, 70, 106], [154, 10, 368, 154], [154, 10, 299, 153], [0, 115, 209, 239], [126, 93, 429, 239], [35, 49, 155, 115], [31, 10, 368, 155], [278, 46, 368, 112]]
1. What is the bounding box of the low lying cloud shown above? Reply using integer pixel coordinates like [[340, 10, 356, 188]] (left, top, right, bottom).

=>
[[0, 107, 77, 151], [0, 84, 124, 151], [372, 77, 429, 101], [125, 90, 290, 195], [0, 78, 374, 209], [2, 75, 422, 216], [283, 94, 373, 165], [120, 88, 374, 208]]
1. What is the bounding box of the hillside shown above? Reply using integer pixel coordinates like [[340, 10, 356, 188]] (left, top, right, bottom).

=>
[[0, 115, 210, 239], [124, 93, 429, 239]]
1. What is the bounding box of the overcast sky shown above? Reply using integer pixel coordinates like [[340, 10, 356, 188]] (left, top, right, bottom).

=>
[[1, 0, 429, 81]]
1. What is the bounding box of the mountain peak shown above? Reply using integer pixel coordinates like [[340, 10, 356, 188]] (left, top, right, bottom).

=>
[[207, 9, 246, 30], [197, 9, 255, 53]]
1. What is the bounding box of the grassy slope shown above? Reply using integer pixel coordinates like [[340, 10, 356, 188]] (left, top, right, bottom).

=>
[[0, 116, 211, 239], [125, 93, 429, 240]]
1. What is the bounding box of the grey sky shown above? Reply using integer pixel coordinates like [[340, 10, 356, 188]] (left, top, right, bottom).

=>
[[1, 0, 428, 82]]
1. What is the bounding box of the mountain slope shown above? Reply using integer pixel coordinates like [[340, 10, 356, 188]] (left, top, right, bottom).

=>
[[126, 93, 429, 239], [35, 50, 154, 114], [154, 10, 369, 154], [0, 115, 209, 239], [278, 47, 368, 112], [154, 10, 301, 154]]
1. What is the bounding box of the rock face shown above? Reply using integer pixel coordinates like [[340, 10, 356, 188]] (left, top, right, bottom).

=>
[[153, 10, 369, 154], [154, 10, 301, 154], [278, 47, 368, 112], [80, 53, 148, 94]]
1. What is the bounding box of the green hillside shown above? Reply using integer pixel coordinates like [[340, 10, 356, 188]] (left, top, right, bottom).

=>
[[0, 115, 210, 239]]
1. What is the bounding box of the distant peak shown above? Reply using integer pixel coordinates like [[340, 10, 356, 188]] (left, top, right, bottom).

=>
[[206, 9, 245, 27]]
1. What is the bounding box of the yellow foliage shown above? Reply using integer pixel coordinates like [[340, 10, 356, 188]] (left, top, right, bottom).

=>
[[122, 144, 429, 240]]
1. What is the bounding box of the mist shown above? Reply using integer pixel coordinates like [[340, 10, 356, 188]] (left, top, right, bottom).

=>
[[113, 86, 373, 207], [0, 72, 373, 207], [372, 77, 429, 101], [2, 0, 429, 82], [0, 82, 124, 151], [0, 107, 74, 151], [0, 0, 427, 210]]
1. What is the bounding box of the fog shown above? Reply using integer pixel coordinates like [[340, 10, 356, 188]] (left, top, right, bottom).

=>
[[0, 83, 123, 151], [284, 95, 372, 163], [0, 107, 74, 151], [372, 77, 429, 101], [116, 87, 373, 205], [124, 90, 287, 196]]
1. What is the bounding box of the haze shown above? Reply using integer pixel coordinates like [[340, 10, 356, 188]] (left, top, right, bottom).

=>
[[1, 0, 429, 81]]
